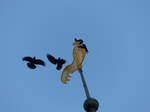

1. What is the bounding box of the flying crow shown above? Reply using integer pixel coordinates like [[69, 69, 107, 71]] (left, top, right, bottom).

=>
[[46, 54, 66, 70], [22, 56, 45, 69]]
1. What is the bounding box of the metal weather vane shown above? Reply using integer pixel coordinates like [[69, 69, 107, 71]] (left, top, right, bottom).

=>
[[61, 38, 87, 84], [61, 38, 99, 112]]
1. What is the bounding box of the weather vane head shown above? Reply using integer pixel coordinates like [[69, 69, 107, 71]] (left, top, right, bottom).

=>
[[74, 38, 83, 44]]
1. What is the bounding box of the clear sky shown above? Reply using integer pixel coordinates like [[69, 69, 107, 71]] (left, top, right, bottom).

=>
[[0, 0, 150, 112]]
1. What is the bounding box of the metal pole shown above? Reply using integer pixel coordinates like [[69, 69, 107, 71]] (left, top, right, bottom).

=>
[[78, 68, 99, 112], [78, 68, 90, 99]]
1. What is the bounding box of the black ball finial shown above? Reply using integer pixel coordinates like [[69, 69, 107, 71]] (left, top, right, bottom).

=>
[[83, 98, 99, 112]]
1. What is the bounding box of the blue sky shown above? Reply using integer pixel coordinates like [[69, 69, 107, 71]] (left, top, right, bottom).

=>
[[0, 0, 150, 112]]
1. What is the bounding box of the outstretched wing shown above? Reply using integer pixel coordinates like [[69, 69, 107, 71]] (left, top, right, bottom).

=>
[[34, 59, 45, 66], [59, 59, 66, 64], [22, 56, 33, 62], [56, 59, 66, 70], [46, 54, 57, 64]]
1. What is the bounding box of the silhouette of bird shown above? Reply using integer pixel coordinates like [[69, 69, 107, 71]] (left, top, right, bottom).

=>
[[74, 38, 89, 53], [78, 44, 89, 54], [46, 54, 66, 70], [22, 56, 45, 69]]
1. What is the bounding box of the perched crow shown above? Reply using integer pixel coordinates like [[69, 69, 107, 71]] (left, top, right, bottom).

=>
[[74, 38, 83, 44], [78, 44, 89, 54], [46, 54, 66, 70], [74, 38, 89, 53], [22, 56, 45, 69]]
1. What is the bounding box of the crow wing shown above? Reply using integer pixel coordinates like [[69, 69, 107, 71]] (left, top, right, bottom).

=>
[[78, 44, 89, 53], [23, 56, 33, 62], [47, 54, 57, 64], [59, 59, 66, 64], [34, 59, 45, 66]]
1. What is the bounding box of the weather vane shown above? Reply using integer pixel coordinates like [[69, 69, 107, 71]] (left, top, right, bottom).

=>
[[61, 38, 99, 112]]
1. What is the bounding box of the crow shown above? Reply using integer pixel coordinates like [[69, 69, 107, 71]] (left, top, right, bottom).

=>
[[22, 56, 45, 69], [74, 38, 89, 53], [46, 54, 66, 70], [78, 44, 89, 54]]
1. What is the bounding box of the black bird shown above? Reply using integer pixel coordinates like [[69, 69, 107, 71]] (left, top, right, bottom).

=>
[[78, 44, 89, 54], [74, 38, 83, 44], [74, 38, 89, 53], [46, 54, 66, 70], [22, 56, 45, 69]]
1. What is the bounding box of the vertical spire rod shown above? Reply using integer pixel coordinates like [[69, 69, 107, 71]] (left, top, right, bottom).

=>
[[78, 68, 90, 99]]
